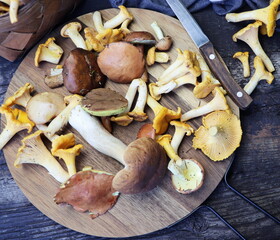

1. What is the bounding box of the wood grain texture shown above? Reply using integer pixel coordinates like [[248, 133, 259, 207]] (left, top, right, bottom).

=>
[[1, 8, 238, 238]]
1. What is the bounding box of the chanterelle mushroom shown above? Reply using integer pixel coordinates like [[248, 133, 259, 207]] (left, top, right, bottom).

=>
[[0, 106, 35, 150], [193, 110, 242, 161], [61, 22, 87, 50], [226, 0, 280, 37], [232, 21, 275, 72], [244, 56, 274, 95], [69, 105, 167, 194], [103, 5, 133, 29], [15, 130, 69, 183], [54, 166, 120, 219], [233, 52, 250, 78]]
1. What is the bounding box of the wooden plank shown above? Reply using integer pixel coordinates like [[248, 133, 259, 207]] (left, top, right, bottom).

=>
[[2, 8, 238, 238]]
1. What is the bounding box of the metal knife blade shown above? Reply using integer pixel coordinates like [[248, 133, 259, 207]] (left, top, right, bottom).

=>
[[166, 0, 252, 110]]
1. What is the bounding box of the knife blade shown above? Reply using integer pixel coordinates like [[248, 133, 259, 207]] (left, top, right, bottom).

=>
[[166, 0, 252, 110]]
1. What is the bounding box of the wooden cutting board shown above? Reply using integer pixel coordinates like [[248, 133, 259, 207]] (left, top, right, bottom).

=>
[[2, 8, 239, 238]]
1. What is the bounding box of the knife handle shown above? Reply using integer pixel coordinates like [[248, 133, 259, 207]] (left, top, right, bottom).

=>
[[200, 41, 252, 110]]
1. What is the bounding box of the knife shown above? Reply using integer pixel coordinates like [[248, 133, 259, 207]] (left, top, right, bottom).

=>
[[166, 0, 252, 110]]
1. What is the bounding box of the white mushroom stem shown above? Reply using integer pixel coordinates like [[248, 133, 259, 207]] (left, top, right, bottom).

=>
[[151, 21, 164, 40], [61, 23, 87, 50], [36, 124, 59, 142], [0, 126, 17, 150], [244, 56, 274, 95], [104, 6, 133, 29], [9, 0, 19, 24], [170, 124, 193, 154], [69, 105, 127, 165], [120, 18, 132, 33], [181, 88, 229, 122], [92, 11, 105, 33], [46, 95, 82, 138]]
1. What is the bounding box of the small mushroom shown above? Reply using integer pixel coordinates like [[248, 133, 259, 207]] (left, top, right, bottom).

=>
[[92, 11, 105, 33], [233, 52, 250, 78], [123, 31, 156, 45], [104, 5, 133, 29], [44, 67, 64, 89], [181, 87, 230, 122], [0, 106, 35, 150], [226, 0, 280, 37], [63, 48, 106, 95], [14, 130, 69, 183], [34, 37, 63, 67], [69, 105, 168, 194], [97, 42, 145, 84], [151, 21, 173, 51], [61, 22, 87, 50], [244, 56, 274, 95], [232, 21, 275, 72], [146, 46, 170, 66], [147, 94, 181, 135], [3, 83, 34, 108], [193, 110, 242, 161], [54, 166, 120, 219], [51, 133, 83, 177], [1, 0, 19, 23], [26, 92, 66, 125]]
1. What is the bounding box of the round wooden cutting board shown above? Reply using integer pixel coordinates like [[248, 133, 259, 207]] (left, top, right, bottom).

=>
[[2, 8, 239, 238]]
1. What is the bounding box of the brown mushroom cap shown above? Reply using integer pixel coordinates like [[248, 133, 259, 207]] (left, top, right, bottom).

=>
[[97, 42, 145, 84], [63, 48, 105, 96], [112, 137, 167, 194], [123, 31, 156, 45]]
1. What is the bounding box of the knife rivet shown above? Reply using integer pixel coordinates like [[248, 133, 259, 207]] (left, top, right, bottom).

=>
[[209, 54, 215, 60], [237, 91, 243, 98]]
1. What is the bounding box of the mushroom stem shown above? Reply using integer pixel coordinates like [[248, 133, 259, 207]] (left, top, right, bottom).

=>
[[92, 11, 105, 33], [9, 0, 19, 24], [0, 127, 16, 150], [104, 5, 133, 29], [69, 105, 127, 165], [151, 21, 164, 40]]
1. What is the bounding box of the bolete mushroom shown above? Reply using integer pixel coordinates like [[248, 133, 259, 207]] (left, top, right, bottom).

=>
[[193, 110, 242, 161], [54, 166, 120, 219], [61, 22, 87, 50], [151, 21, 173, 51], [63, 48, 105, 95], [97, 42, 145, 84], [68, 105, 167, 194], [26, 92, 66, 125], [123, 31, 156, 45]]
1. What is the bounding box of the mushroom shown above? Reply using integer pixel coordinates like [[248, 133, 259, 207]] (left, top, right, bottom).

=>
[[34, 37, 63, 67], [44, 67, 64, 89], [244, 56, 274, 95], [156, 134, 204, 193], [61, 22, 87, 50], [1, 0, 19, 23], [111, 78, 148, 125], [149, 73, 197, 101], [193, 54, 221, 99], [54, 166, 120, 219], [63, 48, 106, 95], [51, 133, 83, 177], [26, 92, 66, 125], [170, 121, 194, 154], [232, 21, 275, 72], [233, 52, 250, 78], [151, 21, 173, 51], [157, 49, 201, 86], [3, 83, 34, 108], [0, 106, 35, 150], [84, 27, 104, 52], [193, 110, 242, 161], [137, 123, 156, 139], [45, 94, 83, 138], [120, 18, 132, 34], [146, 46, 170, 66], [103, 5, 133, 29], [68, 105, 167, 194], [97, 42, 145, 84], [81, 88, 128, 117], [147, 94, 181, 135], [14, 130, 69, 183], [181, 87, 230, 122], [123, 31, 156, 45], [225, 0, 280, 37]]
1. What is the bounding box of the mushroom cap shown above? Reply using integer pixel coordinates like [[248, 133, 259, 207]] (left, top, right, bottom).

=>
[[61, 22, 82, 37], [112, 137, 167, 194], [97, 42, 145, 84], [171, 159, 204, 194], [192, 110, 242, 161], [232, 21, 262, 42], [26, 92, 66, 125], [155, 36, 173, 51], [54, 167, 119, 219], [123, 31, 156, 45]]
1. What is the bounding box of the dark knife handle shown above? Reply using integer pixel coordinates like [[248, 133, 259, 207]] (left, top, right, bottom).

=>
[[200, 41, 252, 110]]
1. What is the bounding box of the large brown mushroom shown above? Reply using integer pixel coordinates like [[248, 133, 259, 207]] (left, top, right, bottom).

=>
[[68, 105, 168, 194], [97, 42, 145, 84], [63, 48, 105, 95]]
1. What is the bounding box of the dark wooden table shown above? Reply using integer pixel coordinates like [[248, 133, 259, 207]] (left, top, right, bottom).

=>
[[0, 1, 280, 239]]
